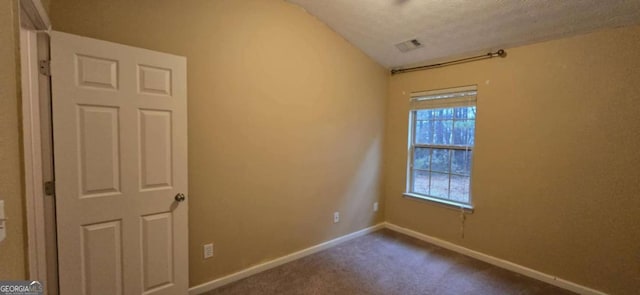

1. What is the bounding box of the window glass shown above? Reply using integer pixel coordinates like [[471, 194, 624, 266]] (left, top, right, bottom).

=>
[[407, 104, 476, 207]]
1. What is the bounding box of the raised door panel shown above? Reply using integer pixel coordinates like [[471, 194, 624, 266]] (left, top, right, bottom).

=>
[[138, 65, 172, 96], [141, 213, 174, 293], [81, 221, 123, 295], [77, 54, 118, 90], [78, 106, 121, 198], [139, 110, 173, 191]]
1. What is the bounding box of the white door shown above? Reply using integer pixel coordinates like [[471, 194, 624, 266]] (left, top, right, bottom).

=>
[[51, 31, 188, 295]]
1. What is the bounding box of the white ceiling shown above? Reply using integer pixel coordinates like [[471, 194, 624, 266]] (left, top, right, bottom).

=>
[[286, 0, 640, 68]]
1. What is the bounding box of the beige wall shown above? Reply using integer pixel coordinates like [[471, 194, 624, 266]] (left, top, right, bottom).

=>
[[50, 0, 387, 286], [385, 25, 640, 294], [40, 0, 49, 13], [0, 0, 27, 280]]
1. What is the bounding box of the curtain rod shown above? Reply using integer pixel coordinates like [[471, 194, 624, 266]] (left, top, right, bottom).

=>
[[390, 49, 507, 75]]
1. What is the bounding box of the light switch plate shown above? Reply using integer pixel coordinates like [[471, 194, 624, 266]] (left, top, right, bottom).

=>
[[203, 243, 214, 259], [0, 200, 6, 242]]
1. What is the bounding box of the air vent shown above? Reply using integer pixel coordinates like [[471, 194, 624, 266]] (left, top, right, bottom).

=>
[[395, 39, 423, 53]]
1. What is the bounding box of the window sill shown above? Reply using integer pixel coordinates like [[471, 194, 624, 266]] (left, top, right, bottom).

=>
[[403, 193, 474, 213]]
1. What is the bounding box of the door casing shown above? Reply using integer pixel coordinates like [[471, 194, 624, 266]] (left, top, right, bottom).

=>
[[19, 1, 58, 294]]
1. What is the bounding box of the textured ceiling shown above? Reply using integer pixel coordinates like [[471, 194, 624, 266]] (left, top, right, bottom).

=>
[[286, 0, 640, 68]]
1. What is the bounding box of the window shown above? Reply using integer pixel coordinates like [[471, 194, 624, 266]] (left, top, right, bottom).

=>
[[406, 86, 476, 208]]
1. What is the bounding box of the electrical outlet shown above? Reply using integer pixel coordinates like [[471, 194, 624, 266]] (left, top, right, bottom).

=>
[[333, 211, 340, 223], [373, 202, 379, 212], [203, 243, 214, 259]]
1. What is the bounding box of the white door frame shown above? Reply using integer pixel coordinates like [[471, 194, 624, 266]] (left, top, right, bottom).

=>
[[19, 0, 57, 294]]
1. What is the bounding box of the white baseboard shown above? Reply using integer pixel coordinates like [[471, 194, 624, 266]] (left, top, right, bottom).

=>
[[383, 222, 606, 295], [189, 223, 385, 295]]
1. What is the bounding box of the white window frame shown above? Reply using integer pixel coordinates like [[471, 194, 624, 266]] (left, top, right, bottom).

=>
[[404, 85, 477, 210]]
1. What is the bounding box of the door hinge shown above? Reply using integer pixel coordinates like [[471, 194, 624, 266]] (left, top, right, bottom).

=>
[[39, 60, 51, 76], [44, 181, 55, 196]]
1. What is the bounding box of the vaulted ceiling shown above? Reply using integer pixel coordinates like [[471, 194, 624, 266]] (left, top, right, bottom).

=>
[[287, 0, 640, 68]]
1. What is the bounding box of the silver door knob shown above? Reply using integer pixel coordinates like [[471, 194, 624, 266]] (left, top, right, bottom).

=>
[[174, 193, 186, 202]]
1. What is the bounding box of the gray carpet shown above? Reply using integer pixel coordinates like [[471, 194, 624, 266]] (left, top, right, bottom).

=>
[[204, 229, 575, 295]]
